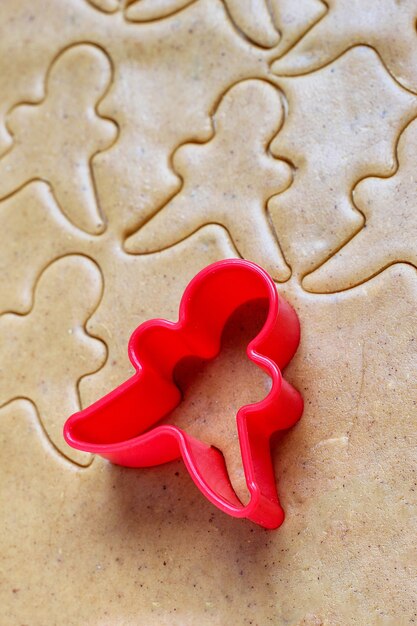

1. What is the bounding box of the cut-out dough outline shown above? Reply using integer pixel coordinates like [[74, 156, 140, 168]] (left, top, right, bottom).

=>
[[123, 78, 294, 281], [302, 114, 417, 292], [0, 42, 119, 235], [0, 253, 107, 467], [0, 397, 96, 469]]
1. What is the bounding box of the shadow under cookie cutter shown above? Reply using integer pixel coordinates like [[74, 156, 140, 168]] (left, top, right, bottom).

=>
[[64, 259, 303, 529]]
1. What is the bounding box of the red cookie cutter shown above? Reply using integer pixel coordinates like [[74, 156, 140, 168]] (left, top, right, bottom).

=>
[[64, 259, 303, 529]]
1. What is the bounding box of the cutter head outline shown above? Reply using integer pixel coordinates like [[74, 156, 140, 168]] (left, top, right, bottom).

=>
[[64, 259, 303, 529]]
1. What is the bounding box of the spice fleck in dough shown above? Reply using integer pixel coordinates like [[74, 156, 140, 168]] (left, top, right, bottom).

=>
[[0, 0, 416, 624]]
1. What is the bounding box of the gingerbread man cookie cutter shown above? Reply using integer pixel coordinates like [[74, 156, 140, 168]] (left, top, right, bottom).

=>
[[64, 259, 303, 528]]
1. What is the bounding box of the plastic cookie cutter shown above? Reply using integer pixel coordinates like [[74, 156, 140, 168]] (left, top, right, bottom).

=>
[[64, 259, 303, 529]]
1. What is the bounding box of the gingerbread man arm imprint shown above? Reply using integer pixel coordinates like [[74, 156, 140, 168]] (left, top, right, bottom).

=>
[[0, 398, 95, 470], [223, 0, 328, 53], [221, 0, 279, 48], [125, 0, 196, 22], [0, 44, 118, 235], [303, 117, 417, 293], [125, 79, 292, 282], [86, 0, 122, 14], [0, 255, 106, 465], [0, 182, 92, 315], [265, 0, 327, 60]]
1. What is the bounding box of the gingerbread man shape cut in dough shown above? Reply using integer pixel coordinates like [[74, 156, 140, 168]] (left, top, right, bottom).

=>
[[0, 44, 117, 234]]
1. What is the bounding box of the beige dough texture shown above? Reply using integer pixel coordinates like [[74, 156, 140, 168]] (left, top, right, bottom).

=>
[[0, 1, 416, 625]]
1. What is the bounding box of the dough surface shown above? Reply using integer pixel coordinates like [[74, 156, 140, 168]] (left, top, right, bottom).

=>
[[0, 1, 415, 624]]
